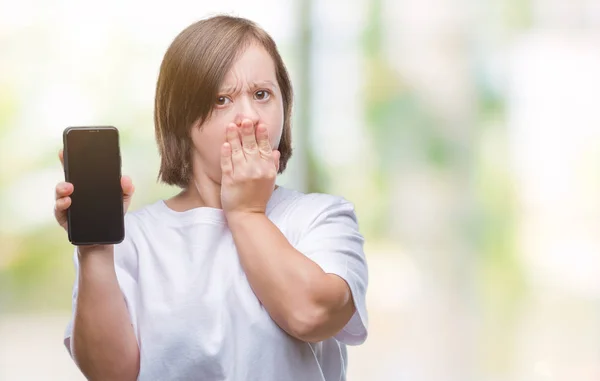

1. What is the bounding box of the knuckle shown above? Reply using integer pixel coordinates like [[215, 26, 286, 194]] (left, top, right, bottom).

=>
[[233, 173, 246, 183], [253, 169, 265, 179], [244, 145, 257, 153]]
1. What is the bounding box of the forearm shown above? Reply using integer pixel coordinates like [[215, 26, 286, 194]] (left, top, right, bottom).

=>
[[228, 213, 353, 341], [71, 246, 139, 381]]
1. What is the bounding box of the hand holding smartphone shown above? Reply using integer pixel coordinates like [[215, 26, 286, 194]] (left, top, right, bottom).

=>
[[55, 126, 134, 246]]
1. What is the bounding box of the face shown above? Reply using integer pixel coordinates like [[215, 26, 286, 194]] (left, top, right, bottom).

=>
[[190, 42, 284, 184]]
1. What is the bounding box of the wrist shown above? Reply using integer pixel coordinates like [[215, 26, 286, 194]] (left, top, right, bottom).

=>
[[77, 245, 114, 263], [225, 210, 266, 228]]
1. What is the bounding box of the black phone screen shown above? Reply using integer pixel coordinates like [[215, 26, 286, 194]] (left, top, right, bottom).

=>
[[64, 127, 124, 245]]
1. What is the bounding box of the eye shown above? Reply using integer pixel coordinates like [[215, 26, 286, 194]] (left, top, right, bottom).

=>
[[216, 96, 232, 106], [254, 90, 271, 101]]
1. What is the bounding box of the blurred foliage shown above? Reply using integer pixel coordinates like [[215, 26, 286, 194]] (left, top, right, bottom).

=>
[[0, 98, 74, 312], [2, 228, 73, 312], [0, 82, 18, 190], [472, 40, 526, 376], [504, 0, 533, 30], [297, 0, 330, 196], [360, 0, 402, 240], [360, 0, 528, 376]]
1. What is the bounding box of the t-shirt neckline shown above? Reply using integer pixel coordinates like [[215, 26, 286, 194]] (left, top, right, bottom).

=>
[[153, 186, 286, 226]]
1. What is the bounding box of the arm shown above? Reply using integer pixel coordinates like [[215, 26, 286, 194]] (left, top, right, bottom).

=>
[[228, 212, 355, 343], [220, 119, 367, 343], [56, 149, 139, 378], [69, 246, 140, 381]]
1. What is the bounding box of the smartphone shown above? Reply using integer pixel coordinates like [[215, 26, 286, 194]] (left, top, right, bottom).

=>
[[62, 126, 124, 245]]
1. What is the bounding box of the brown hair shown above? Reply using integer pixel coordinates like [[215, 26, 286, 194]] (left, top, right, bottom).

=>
[[154, 15, 294, 188]]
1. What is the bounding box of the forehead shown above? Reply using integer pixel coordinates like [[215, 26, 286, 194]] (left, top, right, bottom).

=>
[[222, 42, 277, 83]]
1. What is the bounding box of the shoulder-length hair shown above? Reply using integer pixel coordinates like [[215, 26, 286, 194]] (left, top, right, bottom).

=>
[[154, 15, 294, 188]]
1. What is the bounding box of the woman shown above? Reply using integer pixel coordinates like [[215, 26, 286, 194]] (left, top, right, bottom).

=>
[[54, 15, 368, 381]]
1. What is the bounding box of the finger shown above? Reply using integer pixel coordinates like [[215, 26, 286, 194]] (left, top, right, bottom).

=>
[[55, 182, 73, 200], [55, 196, 72, 212], [226, 123, 245, 164], [121, 175, 134, 197], [240, 119, 258, 155], [54, 196, 71, 228], [273, 149, 281, 173], [256, 125, 272, 157], [58, 149, 64, 168], [220, 142, 233, 176], [121, 175, 135, 210]]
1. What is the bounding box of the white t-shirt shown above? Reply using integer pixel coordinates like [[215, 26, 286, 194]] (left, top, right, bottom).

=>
[[64, 186, 368, 381]]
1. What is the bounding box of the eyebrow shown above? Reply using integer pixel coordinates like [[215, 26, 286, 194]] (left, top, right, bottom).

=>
[[252, 80, 278, 90], [219, 80, 278, 93]]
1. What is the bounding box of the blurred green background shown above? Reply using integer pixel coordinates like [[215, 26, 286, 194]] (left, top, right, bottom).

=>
[[1, 0, 600, 380]]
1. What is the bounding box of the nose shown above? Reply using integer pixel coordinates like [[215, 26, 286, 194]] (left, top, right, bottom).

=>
[[233, 97, 260, 126]]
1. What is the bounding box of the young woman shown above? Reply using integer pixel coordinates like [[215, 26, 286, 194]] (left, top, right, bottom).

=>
[[54, 15, 368, 381]]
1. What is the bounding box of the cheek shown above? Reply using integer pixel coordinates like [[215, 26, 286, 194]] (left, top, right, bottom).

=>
[[193, 121, 226, 158], [268, 126, 282, 149], [262, 102, 284, 147]]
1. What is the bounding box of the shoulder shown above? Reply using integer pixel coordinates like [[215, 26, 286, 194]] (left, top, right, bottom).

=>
[[118, 200, 169, 249], [272, 186, 359, 236], [125, 201, 162, 225], [121, 200, 171, 236], [275, 186, 356, 216], [115, 203, 161, 263]]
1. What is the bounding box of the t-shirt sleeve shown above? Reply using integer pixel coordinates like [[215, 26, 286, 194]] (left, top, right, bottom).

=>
[[294, 196, 369, 345], [63, 219, 139, 356]]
